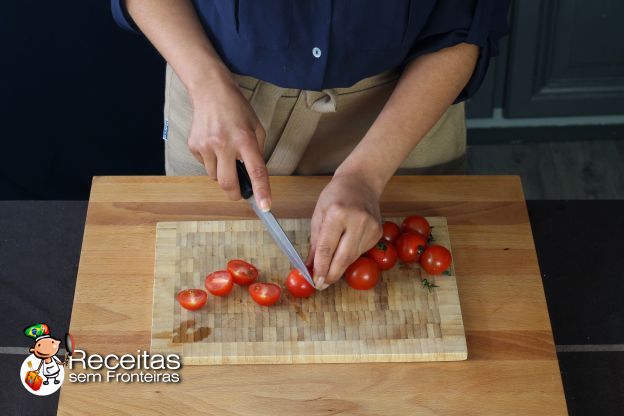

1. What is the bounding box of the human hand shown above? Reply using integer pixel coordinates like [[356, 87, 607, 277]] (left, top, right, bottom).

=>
[[187, 74, 271, 210], [306, 173, 383, 290]]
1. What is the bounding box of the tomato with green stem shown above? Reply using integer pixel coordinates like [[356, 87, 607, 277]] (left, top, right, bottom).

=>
[[177, 289, 207, 311], [366, 240, 398, 270], [420, 245, 452, 275], [396, 232, 427, 263], [227, 259, 259, 286]]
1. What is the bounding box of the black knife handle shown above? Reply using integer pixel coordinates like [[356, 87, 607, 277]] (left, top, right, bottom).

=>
[[236, 160, 254, 200]]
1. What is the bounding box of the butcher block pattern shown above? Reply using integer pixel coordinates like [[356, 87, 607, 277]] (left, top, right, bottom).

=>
[[151, 217, 466, 364]]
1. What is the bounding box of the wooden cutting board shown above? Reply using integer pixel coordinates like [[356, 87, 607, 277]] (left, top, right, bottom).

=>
[[151, 217, 466, 365]]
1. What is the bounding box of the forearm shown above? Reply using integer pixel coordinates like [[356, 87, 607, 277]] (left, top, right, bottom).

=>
[[128, 0, 271, 204], [126, 0, 233, 99], [336, 43, 479, 194]]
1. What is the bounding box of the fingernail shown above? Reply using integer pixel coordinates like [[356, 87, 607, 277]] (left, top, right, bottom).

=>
[[318, 283, 330, 291], [259, 198, 271, 212], [315, 276, 325, 289]]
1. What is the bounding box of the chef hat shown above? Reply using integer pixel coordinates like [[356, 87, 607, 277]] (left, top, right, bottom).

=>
[[24, 323, 51, 341]]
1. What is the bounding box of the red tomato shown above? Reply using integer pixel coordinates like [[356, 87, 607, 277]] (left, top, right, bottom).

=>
[[396, 232, 428, 263], [381, 221, 401, 243], [249, 282, 282, 306], [177, 289, 207, 311], [420, 245, 452, 275], [402, 215, 431, 238], [285, 268, 316, 298], [344, 257, 380, 290], [227, 259, 259, 286], [204, 270, 234, 297], [365, 240, 398, 271]]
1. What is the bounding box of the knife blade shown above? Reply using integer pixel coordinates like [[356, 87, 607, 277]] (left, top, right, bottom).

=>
[[236, 160, 315, 288]]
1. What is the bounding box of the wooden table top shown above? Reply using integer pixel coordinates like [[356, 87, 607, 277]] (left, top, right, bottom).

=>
[[58, 176, 567, 415]]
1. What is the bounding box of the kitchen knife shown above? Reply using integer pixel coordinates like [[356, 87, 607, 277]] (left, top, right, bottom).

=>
[[236, 160, 315, 288]]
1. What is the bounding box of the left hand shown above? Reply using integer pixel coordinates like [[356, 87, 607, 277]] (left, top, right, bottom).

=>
[[306, 173, 383, 290]]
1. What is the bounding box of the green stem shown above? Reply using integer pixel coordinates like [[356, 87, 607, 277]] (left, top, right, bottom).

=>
[[421, 278, 439, 292]]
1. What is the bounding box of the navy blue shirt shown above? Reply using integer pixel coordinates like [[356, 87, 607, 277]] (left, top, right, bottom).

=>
[[112, 1, 509, 101]]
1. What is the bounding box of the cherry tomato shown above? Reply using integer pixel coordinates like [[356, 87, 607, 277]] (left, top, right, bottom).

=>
[[285, 268, 316, 298], [396, 232, 427, 263], [344, 257, 380, 290], [420, 245, 452, 275], [177, 289, 207, 311], [204, 270, 234, 297], [381, 221, 401, 243], [249, 282, 282, 306], [402, 215, 431, 238], [227, 259, 259, 286], [365, 240, 398, 271]]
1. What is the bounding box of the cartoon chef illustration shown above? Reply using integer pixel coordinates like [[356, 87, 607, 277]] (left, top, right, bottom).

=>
[[24, 323, 66, 385]]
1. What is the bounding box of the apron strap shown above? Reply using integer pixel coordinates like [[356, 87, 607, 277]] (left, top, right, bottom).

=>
[[257, 86, 339, 176], [249, 80, 284, 160]]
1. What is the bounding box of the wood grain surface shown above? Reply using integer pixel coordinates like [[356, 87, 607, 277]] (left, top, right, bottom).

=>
[[152, 217, 466, 364], [58, 176, 567, 415]]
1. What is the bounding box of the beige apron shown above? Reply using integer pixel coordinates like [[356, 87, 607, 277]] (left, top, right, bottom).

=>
[[163, 64, 466, 176]]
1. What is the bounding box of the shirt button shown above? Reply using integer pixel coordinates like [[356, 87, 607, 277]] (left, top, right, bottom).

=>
[[312, 47, 322, 58]]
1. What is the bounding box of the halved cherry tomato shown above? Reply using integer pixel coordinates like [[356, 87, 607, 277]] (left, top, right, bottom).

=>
[[365, 240, 398, 271], [177, 289, 207, 311], [227, 259, 259, 286], [249, 282, 282, 306], [381, 221, 401, 244], [285, 268, 316, 298], [205, 270, 234, 297], [401, 215, 431, 238], [420, 245, 452, 275], [396, 232, 427, 263], [344, 257, 380, 290]]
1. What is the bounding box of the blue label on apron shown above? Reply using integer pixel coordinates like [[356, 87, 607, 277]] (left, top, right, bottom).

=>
[[162, 119, 169, 141]]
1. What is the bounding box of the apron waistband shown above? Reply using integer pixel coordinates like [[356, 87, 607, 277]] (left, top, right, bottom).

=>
[[245, 69, 399, 175]]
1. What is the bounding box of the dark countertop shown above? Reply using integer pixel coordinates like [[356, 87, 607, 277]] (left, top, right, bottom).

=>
[[0, 202, 86, 415], [529, 201, 624, 416], [0, 200, 622, 415]]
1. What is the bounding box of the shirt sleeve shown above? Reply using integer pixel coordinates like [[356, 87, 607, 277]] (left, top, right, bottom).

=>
[[406, 0, 510, 102], [111, 0, 139, 32]]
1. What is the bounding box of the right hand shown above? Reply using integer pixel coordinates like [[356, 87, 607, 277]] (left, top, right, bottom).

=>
[[188, 74, 271, 211]]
